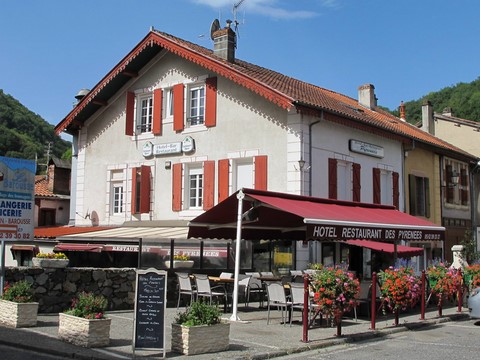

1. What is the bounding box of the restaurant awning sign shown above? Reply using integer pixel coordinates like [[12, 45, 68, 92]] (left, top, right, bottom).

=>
[[0, 156, 35, 241]]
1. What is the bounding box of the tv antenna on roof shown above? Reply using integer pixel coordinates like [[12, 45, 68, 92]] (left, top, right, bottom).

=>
[[232, 0, 246, 33]]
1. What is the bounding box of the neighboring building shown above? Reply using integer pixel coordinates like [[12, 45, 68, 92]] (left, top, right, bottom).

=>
[[34, 156, 71, 227], [53, 24, 476, 273], [418, 103, 480, 259]]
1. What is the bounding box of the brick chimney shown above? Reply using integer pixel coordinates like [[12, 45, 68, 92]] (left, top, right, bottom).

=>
[[421, 100, 435, 135], [399, 101, 406, 121], [212, 21, 236, 62], [358, 84, 377, 109]]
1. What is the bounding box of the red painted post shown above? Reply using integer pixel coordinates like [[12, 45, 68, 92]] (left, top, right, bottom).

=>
[[457, 268, 463, 312], [370, 272, 376, 330], [394, 310, 399, 326], [420, 270, 425, 320], [438, 297, 443, 317], [302, 275, 309, 343]]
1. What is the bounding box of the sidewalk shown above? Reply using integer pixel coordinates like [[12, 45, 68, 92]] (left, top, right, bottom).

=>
[[0, 304, 469, 359]]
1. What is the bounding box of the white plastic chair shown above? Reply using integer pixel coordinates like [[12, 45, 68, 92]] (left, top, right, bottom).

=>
[[266, 282, 292, 325], [237, 274, 252, 307], [193, 274, 228, 307], [247, 276, 266, 307], [289, 282, 308, 326], [176, 272, 195, 308]]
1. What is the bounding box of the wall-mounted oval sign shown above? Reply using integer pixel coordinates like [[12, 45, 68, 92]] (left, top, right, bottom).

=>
[[142, 141, 153, 157], [182, 136, 195, 153]]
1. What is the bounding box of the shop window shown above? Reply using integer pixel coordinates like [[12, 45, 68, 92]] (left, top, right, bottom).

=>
[[321, 243, 335, 267]]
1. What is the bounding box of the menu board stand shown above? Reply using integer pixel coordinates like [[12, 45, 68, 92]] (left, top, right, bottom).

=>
[[132, 268, 167, 358]]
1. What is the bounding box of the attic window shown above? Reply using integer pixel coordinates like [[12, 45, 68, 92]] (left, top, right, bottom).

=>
[[343, 103, 364, 113]]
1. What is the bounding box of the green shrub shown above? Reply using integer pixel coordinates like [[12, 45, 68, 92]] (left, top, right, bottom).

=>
[[2, 280, 34, 303], [175, 300, 221, 327], [65, 291, 108, 319]]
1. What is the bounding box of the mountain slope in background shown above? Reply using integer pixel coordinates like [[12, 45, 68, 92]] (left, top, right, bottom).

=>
[[0, 89, 71, 172], [389, 77, 480, 124]]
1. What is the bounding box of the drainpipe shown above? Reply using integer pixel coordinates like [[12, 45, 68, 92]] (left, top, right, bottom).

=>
[[68, 133, 79, 226], [308, 112, 323, 197]]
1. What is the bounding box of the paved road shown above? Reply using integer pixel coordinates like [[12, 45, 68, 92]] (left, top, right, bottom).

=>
[[273, 318, 480, 359], [0, 344, 68, 360]]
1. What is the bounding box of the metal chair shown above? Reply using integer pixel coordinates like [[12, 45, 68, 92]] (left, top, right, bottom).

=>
[[266, 282, 292, 325], [237, 274, 252, 307], [289, 282, 308, 326], [247, 275, 266, 307], [193, 274, 228, 308], [176, 272, 195, 308]]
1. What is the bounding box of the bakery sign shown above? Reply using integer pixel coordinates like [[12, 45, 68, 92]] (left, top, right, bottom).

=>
[[349, 139, 384, 158], [143, 137, 195, 158]]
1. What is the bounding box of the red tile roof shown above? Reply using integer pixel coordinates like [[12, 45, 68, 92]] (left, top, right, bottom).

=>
[[35, 176, 55, 197], [34, 226, 116, 239], [55, 30, 477, 162]]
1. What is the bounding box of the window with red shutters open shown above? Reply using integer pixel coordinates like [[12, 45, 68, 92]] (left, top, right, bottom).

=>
[[172, 77, 217, 132], [125, 90, 162, 136]]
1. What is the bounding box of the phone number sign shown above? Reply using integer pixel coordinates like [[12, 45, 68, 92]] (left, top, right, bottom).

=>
[[0, 156, 35, 241]]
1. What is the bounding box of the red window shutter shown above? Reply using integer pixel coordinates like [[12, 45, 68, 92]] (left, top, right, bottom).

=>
[[203, 161, 215, 210], [392, 171, 399, 209], [254, 156, 268, 190], [172, 163, 183, 211], [139, 166, 151, 214], [373, 168, 381, 204], [461, 168, 468, 205], [446, 165, 454, 203], [328, 158, 337, 200], [131, 167, 138, 214], [125, 92, 135, 136], [205, 77, 217, 127], [152, 88, 163, 135], [218, 159, 230, 202], [173, 84, 184, 132], [352, 163, 361, 202]]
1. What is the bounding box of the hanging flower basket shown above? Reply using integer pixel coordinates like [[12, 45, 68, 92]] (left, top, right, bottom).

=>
[[309, 267, 360, 336], [378, 266, 421, 315], [426, 263, 461, 306]]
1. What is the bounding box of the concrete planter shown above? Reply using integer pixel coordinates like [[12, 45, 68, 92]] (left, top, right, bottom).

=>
[[0, 299, 39, 328], [171, 322, 230, 355], [164, 260, 194, 269], [58, 313, 111, 347], [32, 258, 69, 268]]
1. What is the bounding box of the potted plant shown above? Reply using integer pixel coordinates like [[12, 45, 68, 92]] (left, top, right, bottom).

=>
[[426, 262, 461, 307], [378, 266, 421, 325], [171, 300, 230, 355], [165, 253, 194, 269], [58, 291, 111, 347], [32, 252, 69, 268], [0, 280, 38, 328], [309, 266, 360, 336]]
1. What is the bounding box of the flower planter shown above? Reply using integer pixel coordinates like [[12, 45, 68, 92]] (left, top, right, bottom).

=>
[[0, 299, 38, 328], [171, 322, 230, 355], [58, 313, 111, 348], [164, 260, 194, 269], [32, 258, 69, 268]]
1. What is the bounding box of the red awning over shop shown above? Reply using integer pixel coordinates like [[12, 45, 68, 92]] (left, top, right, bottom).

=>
[[345, 240, 424, 257], [188, 189, 445, 242], [54, 243, 105, 252]]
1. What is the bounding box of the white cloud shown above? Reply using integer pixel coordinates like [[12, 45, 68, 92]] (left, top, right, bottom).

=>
[[192, 0, 322, 20]]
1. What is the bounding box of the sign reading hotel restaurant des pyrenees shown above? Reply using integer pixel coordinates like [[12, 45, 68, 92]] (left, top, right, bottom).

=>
[[306, 224, 444, 242], [349, 139, 384, 158], [0, 156, 35, 241]]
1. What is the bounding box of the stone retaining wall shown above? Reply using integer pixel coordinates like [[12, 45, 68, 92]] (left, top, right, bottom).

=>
[[5, 267, 137, 313]]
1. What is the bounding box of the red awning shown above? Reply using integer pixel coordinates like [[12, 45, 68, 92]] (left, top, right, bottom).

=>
[[54, 243, 104, 253], [346, 240, 424, 257], [188, 189, 445, 242]]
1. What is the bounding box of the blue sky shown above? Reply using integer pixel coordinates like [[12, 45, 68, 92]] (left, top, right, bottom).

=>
[[1, 0, 479, 129]]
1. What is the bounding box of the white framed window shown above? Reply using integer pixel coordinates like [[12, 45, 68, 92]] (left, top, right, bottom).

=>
[[136, 94, 153, 133], [165, 88, 174, 118], [381, 169, 393, 205], [112, 184, 124, 214], [337, 161, 352, 201], [187, 167, 203, 209], [233, 159, 253, 192], [187, 85, 205, 126]]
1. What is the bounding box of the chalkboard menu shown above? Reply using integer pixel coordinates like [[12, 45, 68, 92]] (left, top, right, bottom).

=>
[[133, 269, 167, 355]]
